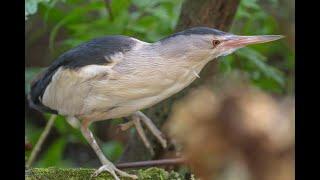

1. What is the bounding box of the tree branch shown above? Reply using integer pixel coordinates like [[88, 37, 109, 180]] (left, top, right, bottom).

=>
[[116, 158, 186, 169], [26, 114, 57, 168]]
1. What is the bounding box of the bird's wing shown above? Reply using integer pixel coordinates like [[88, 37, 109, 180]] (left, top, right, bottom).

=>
[[28, 35, 137, 114]]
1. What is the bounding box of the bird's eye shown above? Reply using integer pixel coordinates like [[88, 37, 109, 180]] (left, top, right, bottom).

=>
[[212, 40, 221, 48]]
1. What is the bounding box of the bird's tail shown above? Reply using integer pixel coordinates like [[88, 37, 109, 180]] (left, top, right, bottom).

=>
[[28, 68, 58, 114]]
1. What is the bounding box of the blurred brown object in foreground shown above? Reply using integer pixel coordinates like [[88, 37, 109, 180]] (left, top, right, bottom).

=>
[[165, 83, 294, 180]]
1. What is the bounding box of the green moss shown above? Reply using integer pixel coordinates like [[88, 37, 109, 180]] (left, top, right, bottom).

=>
[[25, 167, 184, 180], [137, 167, 182, 180]]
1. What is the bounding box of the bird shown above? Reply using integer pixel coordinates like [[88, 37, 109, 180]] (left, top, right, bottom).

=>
[[28, 26, 283, 180]]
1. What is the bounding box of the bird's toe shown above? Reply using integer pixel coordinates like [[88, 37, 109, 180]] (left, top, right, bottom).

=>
[[91, 164, 137, 180]]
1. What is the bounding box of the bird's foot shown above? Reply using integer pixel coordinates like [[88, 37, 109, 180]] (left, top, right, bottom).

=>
[[92, 163, 138, 180]]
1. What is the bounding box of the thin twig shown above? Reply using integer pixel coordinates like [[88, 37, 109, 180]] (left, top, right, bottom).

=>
[[116, 158, 186, 169], [26, 114, 57, 168]]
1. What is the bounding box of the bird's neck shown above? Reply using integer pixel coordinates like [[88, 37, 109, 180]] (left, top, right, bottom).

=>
[[146, 41, 211, 67], [133, 42, 212, 81]]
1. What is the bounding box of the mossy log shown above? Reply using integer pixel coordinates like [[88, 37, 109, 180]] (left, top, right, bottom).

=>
[[25, 167, 184, 180]]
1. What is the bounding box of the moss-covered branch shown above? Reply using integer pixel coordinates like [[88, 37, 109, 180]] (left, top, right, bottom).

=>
[[25, 167, 184, 180]]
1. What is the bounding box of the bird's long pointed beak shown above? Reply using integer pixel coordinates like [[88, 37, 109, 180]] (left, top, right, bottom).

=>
[[223, 35, 284, 48]]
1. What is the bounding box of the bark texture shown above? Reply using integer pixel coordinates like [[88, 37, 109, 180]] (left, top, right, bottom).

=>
[[119, 0, 240, 162]]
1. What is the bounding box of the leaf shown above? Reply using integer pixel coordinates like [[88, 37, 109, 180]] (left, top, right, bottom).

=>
[[238, 47, 267, 62], [252, 77, 284, 94], [25, 122, 43, 145], [219, 55, 235, 74], [132, 0, 154, 8], [236, 48, 285, 87], [50, 115, 87, 143], [49, 1, 106, 53], [101, 141, 124, 162], [53, 115, 68, 134], [111, 0, 131, 17], [35, 138, 67, 167]]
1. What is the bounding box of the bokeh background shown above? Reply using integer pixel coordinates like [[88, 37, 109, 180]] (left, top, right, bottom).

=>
[[25, 0, 294, 175]]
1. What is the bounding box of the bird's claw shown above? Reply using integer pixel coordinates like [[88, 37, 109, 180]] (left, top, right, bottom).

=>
[[91, 164, 138, 180]]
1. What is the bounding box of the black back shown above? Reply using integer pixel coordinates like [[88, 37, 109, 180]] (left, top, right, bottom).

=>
[[28, 35, 137, 114]]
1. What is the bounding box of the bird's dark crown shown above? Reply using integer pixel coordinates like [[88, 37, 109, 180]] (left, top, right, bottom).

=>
[[160, 26, 228, 42]]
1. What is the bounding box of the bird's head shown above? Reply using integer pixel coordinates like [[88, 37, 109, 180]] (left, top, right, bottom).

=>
[[156, 27, 283, 65]]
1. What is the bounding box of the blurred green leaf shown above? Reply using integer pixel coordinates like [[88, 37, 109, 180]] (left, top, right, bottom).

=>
[[53, 115, 68, 134], [35, 138, 67, 167], [49, 1, 106, 53], [236, 48, 285, 87], [101, 141, 124, 162], [111, 0, 131, 16], [219, 55, 235, 74], [241, 0, 260, 10], [132, 0, 156, 9], [52, 115, 87, 143], [25, 122, 43, 145]]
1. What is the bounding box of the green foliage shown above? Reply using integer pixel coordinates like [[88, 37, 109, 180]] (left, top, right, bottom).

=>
[[219, 0, 294, 94], [35, 138, 71, 167], [36, 0, 182, 56], [101, 141, 124, 162]]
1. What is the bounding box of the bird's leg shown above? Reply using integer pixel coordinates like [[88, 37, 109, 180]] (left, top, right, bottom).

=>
[[118, 116, 155, 155], [117, 112, 167, 153], [131, 114, 155, 156], [81, 119, 138, 180], [134, 111, 167, 149], [118, 118, 135, 131]]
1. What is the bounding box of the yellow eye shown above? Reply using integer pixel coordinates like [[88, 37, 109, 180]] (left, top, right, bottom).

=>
[[212, 40, 221, 48]]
